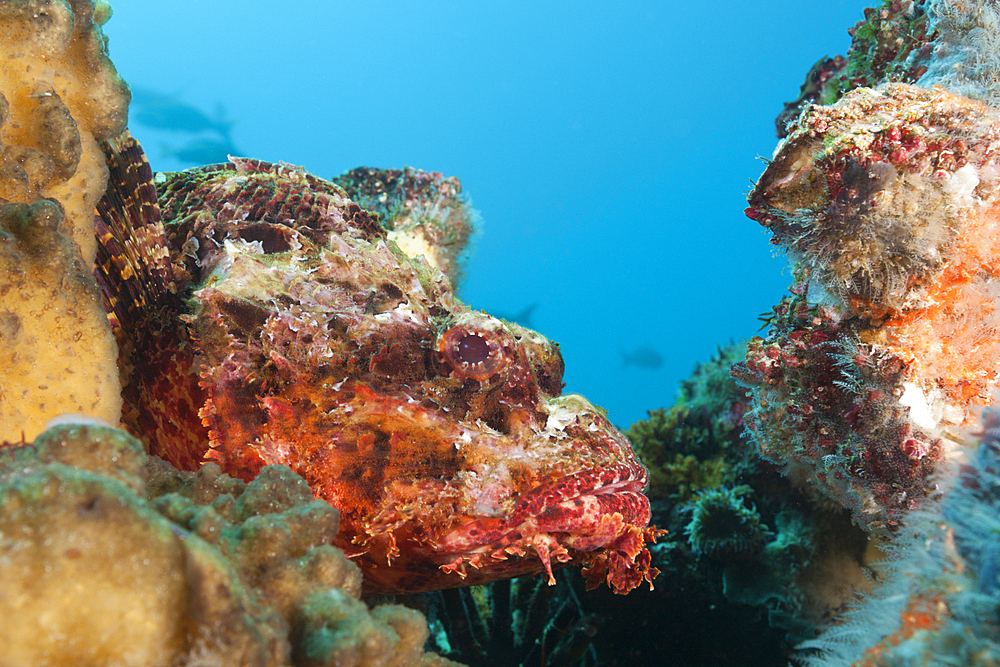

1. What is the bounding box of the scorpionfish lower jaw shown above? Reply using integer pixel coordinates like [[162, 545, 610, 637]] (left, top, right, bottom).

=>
[[93, 131, 661, 596]]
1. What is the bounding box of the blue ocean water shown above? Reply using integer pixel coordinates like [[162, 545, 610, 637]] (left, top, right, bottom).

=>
[[109, 0, 872, 428]]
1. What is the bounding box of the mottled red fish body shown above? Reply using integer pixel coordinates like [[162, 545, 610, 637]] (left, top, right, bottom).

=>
[[95, 132, 660, 595]]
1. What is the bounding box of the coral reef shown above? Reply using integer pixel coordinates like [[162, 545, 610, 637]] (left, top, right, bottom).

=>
[[776, 0, 934, 136], [739, 82, 1000, 534], [626, 352, 876, 649], [626, 342, 749, 501], [0, 417, 458, 667], [795, 410, 1000, 667], [0, 0, 128, 440], [332, 166, 476, 286], [778, 0, 1000, 137], [736, 2, 1000, 664]]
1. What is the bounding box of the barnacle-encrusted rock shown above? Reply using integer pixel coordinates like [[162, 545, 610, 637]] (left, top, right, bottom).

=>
[[0, 418, 461, 666], [0, 0, 129, 440]]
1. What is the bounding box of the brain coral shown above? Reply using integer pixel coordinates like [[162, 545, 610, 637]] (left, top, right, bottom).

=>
[[0, 0, 130, 440]]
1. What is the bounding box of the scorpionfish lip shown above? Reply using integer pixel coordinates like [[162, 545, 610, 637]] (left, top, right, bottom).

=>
[[437, 462, 650, 553], [514, 463, 650, 524]]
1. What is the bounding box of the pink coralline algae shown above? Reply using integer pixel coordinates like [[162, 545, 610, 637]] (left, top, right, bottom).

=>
[[737, 83, 1000, 534]]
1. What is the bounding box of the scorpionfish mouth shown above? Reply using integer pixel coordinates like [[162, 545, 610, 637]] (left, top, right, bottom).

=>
[[429, 423, 656, 592]]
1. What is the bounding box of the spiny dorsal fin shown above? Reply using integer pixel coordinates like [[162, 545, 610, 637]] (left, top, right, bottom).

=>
[[94, 129, 176, 324], [94, 129, 208, 469]]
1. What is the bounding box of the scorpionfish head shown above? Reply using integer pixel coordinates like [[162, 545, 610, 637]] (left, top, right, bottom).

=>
[[95, 135, 659, 595]]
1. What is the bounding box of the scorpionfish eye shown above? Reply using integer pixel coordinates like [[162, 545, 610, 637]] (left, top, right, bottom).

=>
[[438, 326, 508, 380]]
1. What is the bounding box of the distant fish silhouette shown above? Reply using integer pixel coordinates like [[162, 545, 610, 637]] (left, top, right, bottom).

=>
[[131, 86, 233, 139], [621, 346, 664, 370], [493, 302, 539, 328], [161, 137, 242, 166]]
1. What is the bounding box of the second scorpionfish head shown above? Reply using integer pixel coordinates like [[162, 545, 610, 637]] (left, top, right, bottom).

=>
[[95, 134, 659, 595]]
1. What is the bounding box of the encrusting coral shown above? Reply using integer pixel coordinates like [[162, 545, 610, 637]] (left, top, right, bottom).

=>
[[0, 417, 460, 667], [794, 410, 1000, 667], [0, 0, 128, 441], [738, 82, 1000, 534]]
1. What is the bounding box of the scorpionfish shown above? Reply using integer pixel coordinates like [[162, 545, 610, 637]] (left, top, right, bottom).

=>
[[93, 131, 659, 595]]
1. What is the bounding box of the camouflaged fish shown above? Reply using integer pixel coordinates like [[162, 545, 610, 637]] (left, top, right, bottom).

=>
[[94, 131, 659, 595]]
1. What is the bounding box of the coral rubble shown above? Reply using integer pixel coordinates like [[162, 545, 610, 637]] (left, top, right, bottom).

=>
[[0, 0, 128, 440], [0, 418, 458, 667]]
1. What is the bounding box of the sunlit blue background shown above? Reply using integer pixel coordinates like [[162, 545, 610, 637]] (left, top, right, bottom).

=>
[[109, 1, 872, 428]]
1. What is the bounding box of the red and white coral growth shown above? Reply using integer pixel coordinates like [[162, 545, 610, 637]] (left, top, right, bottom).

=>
[[738, 84, 1000, 534]]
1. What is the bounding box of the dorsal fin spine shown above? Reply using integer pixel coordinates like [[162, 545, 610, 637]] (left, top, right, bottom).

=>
[[94, 129, 209, 469]]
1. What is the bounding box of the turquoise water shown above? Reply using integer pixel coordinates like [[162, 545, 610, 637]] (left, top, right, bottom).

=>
[[110, 0, 872, 428]]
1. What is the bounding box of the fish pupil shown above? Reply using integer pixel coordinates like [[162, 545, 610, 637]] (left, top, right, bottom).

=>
[[458, 334, 491, 364]]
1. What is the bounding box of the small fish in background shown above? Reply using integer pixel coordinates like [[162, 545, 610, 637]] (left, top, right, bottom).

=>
[[129, 85, 241, 167], [492, 302, 539, 328], [130, 86, 234, 139], [621, 346, 664, 370], [160, 136, 243, 166]]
